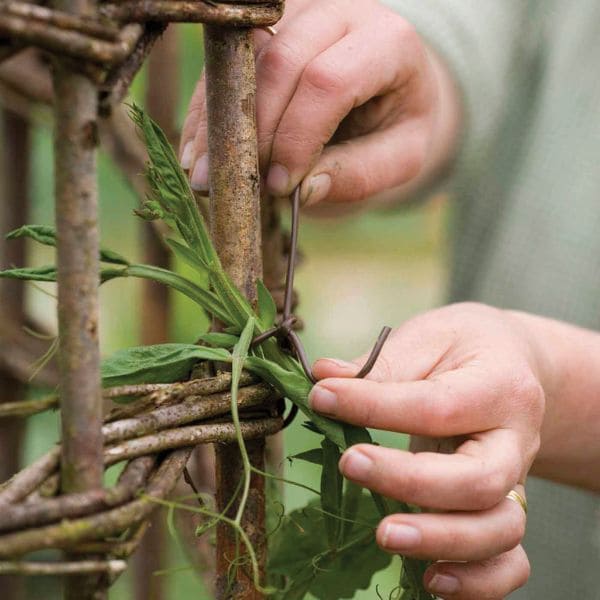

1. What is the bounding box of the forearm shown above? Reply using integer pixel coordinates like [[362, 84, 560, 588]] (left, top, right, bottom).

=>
[[508, 311, 600, 491]]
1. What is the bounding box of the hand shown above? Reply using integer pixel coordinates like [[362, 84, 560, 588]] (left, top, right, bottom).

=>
[[309, 303, 545, 599], [180, 0, 460, 206]]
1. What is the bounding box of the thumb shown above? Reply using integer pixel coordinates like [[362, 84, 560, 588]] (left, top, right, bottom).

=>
[[312, 357, 362, 380]]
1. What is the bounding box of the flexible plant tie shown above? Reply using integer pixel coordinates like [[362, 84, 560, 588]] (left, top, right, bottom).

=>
[[252, 186, 392, 429]]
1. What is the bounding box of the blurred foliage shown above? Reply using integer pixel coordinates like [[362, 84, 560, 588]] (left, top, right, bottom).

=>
[[15, 23, 447, 600]]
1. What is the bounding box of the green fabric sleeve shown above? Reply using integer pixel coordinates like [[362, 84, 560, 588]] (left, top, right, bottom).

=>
[[381, 0, 529, 180]]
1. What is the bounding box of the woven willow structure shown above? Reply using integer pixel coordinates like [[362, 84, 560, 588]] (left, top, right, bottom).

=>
[[0, 1, 287, 598]]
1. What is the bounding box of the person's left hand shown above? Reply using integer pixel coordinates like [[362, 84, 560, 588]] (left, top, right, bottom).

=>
[[308, 303, 542, 599]]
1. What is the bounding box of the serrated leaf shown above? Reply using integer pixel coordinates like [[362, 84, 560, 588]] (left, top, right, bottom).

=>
[[101, 343, 230, 389], [321, 438, 342, 549], [118, 264, 233, 325], [129, 104, 218, 267], [256, 279, 277, 329], [0, 265, 58, 282], [269, 495, 391, 600], [7, 224, 129, 265], [166, 238, 208, 276]]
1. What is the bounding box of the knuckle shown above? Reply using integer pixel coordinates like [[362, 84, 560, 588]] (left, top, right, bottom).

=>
[[504, 511, 526, 550], [396, 459, 424, 500], [343, 392, 377, 428], [514, 372, 544, 407], [302, 58, 346, 96], [394, 18, 421, 48], [423, 383, 463, 432], [257, 38, 300, 79], [472, 464, 508, 507], [514, 547, 531, 588]]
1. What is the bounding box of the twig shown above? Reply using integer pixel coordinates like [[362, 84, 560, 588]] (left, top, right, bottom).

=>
[[102, 383, 276, 444], [0, 457, 155, 533], [0, 394, 58, 418], [104, 418, 282, 464], [100, 1, 282, 27], [71, 520, 150, 558], [1, 3, 121, 41], [0, 559, 128, 576], [0, 15, 143, 65], [0, 449, 190, 558], [0, 447, 60, 504], [99, 23, 166, 115], [104, 371, 255, 421]]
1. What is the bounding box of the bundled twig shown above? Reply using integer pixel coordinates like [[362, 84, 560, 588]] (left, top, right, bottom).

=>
[[0, 373, 281, 559]]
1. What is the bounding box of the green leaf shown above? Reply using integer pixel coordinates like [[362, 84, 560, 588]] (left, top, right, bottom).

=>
[[129, 104, 218, 267], [289, 448, 323, 466], [101, 343, 230, 389], [321, 439, 343, 549], [197, 332, 239, 349], [269, 495, 391, 600], [117, 264, 233, 325], [209, 270, 255, 329], [0, 265, 57, 282], [166, 238, 208, 276], [256, 279, 277, 329], [244, 356, 347, 449], [7, 225, 56, 246], [7, 224, 129, 265], [340, 482, 362, 543]]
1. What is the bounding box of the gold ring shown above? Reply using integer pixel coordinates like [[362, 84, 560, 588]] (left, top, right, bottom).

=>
[[264, 25, 278, 36], [506, 489, 528, 515]]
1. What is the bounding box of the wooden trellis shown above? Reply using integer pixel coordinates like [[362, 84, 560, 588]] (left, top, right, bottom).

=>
[[0, 1, 287, 598]]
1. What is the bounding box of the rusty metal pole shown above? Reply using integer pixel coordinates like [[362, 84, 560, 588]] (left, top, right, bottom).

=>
[[203, 25, 265, 599], [0, 107, 29, 600], [52, 0, 104, 598]]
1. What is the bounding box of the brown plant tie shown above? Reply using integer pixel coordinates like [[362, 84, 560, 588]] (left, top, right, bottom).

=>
[[252, 186, 392, 427]]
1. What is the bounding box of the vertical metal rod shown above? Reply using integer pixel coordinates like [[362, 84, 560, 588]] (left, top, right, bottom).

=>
[[203, 25, 265, 599], [132, 24, 179, 600], [52, 1, 104, 598], [0, 107, 29, 600]]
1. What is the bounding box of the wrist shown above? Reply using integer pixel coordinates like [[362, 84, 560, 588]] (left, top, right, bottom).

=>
[[504, 310, 600, 489]]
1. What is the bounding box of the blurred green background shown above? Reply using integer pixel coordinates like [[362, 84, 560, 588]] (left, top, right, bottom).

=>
[[18, 25, 447, 600]]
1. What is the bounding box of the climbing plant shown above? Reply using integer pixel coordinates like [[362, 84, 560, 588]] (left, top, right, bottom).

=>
[[1, 107, 434, 600]]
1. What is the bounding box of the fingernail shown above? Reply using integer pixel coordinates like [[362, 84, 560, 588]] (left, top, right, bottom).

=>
[[266, 163, 290, 196], [303, 173, 331, 206], [191, 154, 209, 192], [341, 449, 373, 481], [380, 523, 421, 551], [428, 573, 460, 596], [180, 142, 193, 170], [308, 385, 337, 415]]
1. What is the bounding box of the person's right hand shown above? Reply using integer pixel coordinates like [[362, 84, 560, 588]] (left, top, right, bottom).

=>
[[180, 0, 460, 207]]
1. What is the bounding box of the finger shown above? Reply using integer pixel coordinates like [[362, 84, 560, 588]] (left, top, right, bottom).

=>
[[308, 370, 507, 436], [254, 0, 350, 171], [423, 545, 530, 600], [180, 73, 206, 169], [376, 486, 527, 561], [266, 18, 424, 197], [338, 432, 523, 510], [299, 120, 428, 205], [180, 0, 323, 186], [312, 306, 463, 384]]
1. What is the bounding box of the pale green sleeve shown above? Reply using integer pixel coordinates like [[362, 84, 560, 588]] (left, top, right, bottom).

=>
[[382, 0, 529, 178]]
